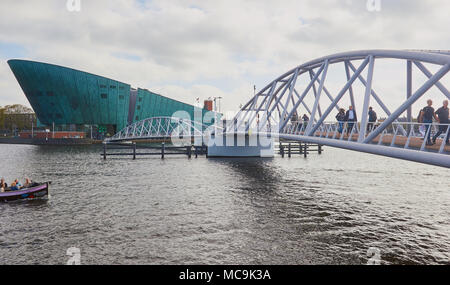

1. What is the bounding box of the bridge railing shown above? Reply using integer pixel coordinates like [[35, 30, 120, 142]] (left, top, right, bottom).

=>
[[280, 121, 450, 154]]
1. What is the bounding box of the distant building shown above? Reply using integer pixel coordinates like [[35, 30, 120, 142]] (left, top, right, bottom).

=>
[[8, 60, 213, 135]]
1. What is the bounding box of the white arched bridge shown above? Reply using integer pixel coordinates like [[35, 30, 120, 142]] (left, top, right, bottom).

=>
[[106, 116, 217, 142], [107, 50, 450, 168]]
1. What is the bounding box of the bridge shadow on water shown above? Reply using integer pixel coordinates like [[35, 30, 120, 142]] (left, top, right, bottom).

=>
[[207, 157, 281, 195]]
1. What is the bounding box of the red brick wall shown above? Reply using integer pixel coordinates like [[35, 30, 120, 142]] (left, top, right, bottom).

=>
[[19, 131, 85, 139]]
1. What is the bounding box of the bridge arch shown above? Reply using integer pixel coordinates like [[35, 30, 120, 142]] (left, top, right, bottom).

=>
[[106, 116, 219, 142]]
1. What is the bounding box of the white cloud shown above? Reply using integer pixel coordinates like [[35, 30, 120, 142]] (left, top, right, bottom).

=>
[[0, 0, 449, 116]]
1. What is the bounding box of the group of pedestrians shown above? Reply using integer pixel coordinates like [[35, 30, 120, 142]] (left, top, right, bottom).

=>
[[335, 105, 378, 135], [418, 99, 449, 146]]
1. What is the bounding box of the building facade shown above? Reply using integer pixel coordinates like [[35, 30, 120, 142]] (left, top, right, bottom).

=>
[[8, 60, 212, 135]]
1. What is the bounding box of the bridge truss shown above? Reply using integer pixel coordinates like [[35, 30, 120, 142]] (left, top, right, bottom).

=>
[[228, 50, 450, 167]]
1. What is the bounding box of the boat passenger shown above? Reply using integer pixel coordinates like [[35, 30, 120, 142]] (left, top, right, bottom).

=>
[[23, 178, 33, 188], [1, 178, 7, 190], [10, 182, 20, 191], [14, 179, 22, 189]]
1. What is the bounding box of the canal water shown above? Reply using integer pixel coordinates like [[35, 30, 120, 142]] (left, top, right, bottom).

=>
[[0, 144, 449, 265]]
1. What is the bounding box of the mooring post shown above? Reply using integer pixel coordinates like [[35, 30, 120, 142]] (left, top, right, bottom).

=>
[[288, 143, 291, 158], [103, 142, 107, 160], [304, 144, 307, 158], [194, 146, 198, 158], [161, 142, 165, 159], [280, 144, 285, 158], [318, 144, 322, 155], [299, 142, 302, 155], [133, 142, 136, 160], [187, 145, 192, 159]]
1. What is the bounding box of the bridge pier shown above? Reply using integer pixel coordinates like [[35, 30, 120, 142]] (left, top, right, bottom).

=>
[[207, 133, 275, 157]]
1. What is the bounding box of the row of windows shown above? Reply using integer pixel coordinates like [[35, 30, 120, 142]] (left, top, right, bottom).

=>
[[100, 85, 126, 90], [101, 94, 126, 100]]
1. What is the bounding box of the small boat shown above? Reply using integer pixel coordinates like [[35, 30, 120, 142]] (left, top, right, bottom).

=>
[[0, 182, 51, 202]]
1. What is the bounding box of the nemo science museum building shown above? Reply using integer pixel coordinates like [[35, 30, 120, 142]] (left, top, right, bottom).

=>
[[8, 59, 213, 137]]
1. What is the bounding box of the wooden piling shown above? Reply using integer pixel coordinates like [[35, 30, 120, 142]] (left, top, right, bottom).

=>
[[161, 143, 165, 159], [187, 145, 192, 158]]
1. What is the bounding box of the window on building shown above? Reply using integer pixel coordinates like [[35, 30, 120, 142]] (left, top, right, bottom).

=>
[[101, 93, 108, 99], [100, 84, 107, 88], [135, 116, 139, 121], [119, 95, 124, 100], [137, 106, 141, 110], [138, 97, 142, 102], [110, 85, 116, 89]]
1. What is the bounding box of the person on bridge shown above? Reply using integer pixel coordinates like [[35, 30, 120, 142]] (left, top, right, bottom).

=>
[[302, 114, 309, 123], [368, 107, 378, 132], [345, 106, 357, 134], [302, 114, 309, 131], [419, 99, 436, 145], [432, 100, 450, 145], [291, 112, 299, 132], [335, 108, 346, 134]]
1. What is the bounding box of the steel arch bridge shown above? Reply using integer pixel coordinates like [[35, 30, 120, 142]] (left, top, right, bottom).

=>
[[106, 116, 218, 142], [228, 50, 450, 168]]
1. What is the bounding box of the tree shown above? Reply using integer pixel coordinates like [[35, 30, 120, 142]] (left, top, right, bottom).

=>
[[0, 106, 5, 130], [0, 104, 35, 132], [3, 104, 33, 114]]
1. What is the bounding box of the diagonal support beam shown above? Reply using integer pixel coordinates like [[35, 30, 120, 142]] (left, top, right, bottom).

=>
[[309, 72, 323, 118], [306, 60, 329, 135], [280, 68, 300, 126], [358, 55, 375, 142], [259, 75, 295, 130], [309, 70, 341, 112], [347, 61, 402, 127], [309, 56, 371, 136], [413, 61, 450, 100], [364, 63, 450, 143], [345, 61, 357, 114], [294, 89, 313, 116], [278, 63, 327, 131]]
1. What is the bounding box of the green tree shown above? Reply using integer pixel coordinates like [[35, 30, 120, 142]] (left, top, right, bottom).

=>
[[1, 104, 35, 132]]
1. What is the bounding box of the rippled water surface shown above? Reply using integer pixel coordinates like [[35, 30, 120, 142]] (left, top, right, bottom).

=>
[[0, 144, 449, 264]]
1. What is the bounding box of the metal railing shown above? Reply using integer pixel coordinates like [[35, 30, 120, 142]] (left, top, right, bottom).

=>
[[280, 121, 450, 154]]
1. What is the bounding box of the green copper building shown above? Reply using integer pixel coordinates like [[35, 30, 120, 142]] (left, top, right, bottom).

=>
[[8, 59, 211, 134]]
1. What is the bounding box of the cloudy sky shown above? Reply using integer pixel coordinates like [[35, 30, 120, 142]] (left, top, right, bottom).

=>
[[0, 0, 449, 118]]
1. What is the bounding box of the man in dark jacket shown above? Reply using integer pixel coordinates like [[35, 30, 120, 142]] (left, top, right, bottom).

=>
[[432, 100, 449, 145], [368, 107, 377, 132], [419, 99, 436, 145], [345, 106, 357, 134]]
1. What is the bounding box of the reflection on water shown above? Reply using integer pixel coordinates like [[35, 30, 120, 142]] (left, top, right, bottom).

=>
[[0, 144, 449, 265]]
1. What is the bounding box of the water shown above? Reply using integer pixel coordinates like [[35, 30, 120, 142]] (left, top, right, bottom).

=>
[[0, 144, 449, 265]]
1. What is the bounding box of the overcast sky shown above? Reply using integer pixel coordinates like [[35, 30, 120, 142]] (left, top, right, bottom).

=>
[[0, 0, 449, 118]]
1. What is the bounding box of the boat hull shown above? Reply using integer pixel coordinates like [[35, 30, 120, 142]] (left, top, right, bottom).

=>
[[0, 183, 49, 202]]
